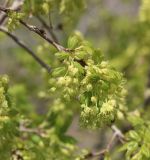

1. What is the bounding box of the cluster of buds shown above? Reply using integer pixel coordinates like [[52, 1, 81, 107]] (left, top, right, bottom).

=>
[[49, 35, 127, 128], [49, 58, 82, 100], [0, 75, 9, 117]]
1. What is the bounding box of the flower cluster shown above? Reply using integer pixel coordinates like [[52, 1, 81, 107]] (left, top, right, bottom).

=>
[[7, 11, 24, 31], [49, 34, 127, 128], [0, 75, 9, 117], [79, 60, 126, 128], [0, 75, 18, 159]]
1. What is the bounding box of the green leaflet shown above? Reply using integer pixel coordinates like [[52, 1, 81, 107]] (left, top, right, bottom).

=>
[[119, 116, 150, 160], [68, 36, 80, 49], [55, 52, 70, 60], [52, 67, 66, 77]]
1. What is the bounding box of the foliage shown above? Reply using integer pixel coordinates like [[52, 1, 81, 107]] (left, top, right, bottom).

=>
[[0, 0, 150, 159], [119, 115, 150, 160], [0, 75, 18, 159], [51, 33, 126, 129]]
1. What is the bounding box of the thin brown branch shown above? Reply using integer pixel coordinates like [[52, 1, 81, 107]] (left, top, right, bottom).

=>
[[19, 121, 46, 137], [106, 132, 117, 150], [36, 15, 59, 43], [20, 19, 88, 67], [0, 5, 71, 52], [84, 136, 115, 159], [0, 6, 89, 68], [20, 20, 65, 51], [111, 125, 125, 144], [0, 5, 88, 68], [84, 125, 125, 159], [19, 126, 45, 137], [84, 149, 106, 159], [0, 26, 51, 73], [0, 6, 7, 12]]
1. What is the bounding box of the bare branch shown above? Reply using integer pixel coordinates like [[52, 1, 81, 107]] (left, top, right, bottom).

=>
[[36, 15, 59, 43], [111, 125, 125, 144], [84, 149, 106, 159], [0, 26, 51, 73], [20, 20, 64, 51], [0, 5, 87, 68], [0, 5, 70, 52], [0, 6, 89, 68], [106, 133, 117, 151], [84, 125, 125, 159], [19, 122, 45, 137]]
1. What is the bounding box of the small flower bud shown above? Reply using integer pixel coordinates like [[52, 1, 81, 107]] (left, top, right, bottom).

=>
[[65, 76, 72, 85], [91, 96, 97, 103], [72, 68, 78, 75], [68, 65, 74, 72], [57, 77, 66, 85], [108, 99, 116, 106], [86, 84, 93, 91], [49, 87, 56, 92], [84, 107, 91, 114], [100, 61, 108, 68], [87, 59, 94, 65], [73, 78, 78, 84]]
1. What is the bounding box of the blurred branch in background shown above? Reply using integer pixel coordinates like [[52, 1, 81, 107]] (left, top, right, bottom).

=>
[[84, 125, 125, 159]]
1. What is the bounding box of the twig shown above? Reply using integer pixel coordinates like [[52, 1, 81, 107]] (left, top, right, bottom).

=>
[[19, 122, 45, 137], [84, 125, 125, 159], [0, 5, 71, 52], [0, 5, 87, 68], [19, 126, 44, 137], [84, 149, 106, 159], [0, 26, 51, 73], [20, 20, 65, 51], [106, 132, 117, 150], [84, 136, 116, 159], [0, 6, 88, 67], [36, 15, 59, 43], [111, 125, 125, 144]]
